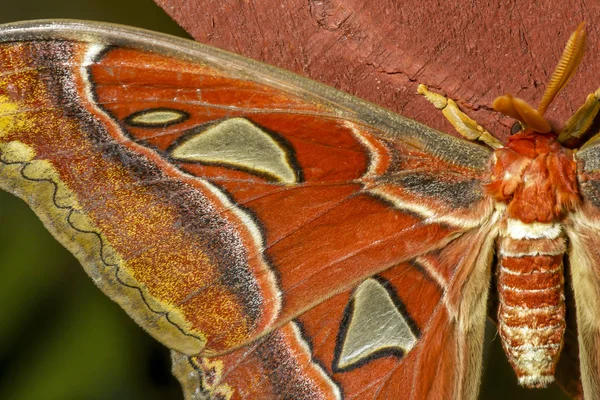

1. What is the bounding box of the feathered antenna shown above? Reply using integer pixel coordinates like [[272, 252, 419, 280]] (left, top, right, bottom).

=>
[[493, 23, 587, 133], [537, 22, 586, 116]]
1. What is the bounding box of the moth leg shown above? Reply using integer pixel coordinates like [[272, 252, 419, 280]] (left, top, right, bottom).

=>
[[417, 84, 503, 149], [557, 87, 600, 143]]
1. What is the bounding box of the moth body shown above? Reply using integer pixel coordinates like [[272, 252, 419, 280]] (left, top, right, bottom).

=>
[[497, 219, 566, 387], [489, 131, 579, 387]]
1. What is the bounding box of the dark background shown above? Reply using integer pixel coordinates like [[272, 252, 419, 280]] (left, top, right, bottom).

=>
[[0, 1, 570, 399]]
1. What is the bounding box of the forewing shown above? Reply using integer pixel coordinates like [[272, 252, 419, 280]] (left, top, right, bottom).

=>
[[0, 20, 495, 398]]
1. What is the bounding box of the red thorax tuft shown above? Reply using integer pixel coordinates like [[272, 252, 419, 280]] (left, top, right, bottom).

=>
[[486, 130, 580, 223]]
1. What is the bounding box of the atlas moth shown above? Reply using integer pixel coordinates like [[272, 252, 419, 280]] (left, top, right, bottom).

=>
[[0, 18, 596, 399]]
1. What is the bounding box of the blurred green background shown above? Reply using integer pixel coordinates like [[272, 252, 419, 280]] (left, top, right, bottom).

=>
[[0, 1, 570, 399], [0, 1, 187, 400]]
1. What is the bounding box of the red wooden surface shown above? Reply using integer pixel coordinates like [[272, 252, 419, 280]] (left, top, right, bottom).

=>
[[153, 0, 600, 143]]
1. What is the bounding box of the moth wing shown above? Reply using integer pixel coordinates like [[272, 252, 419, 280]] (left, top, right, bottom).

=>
[[0, 20, 496, 398], [564, 143, 600, 399], [170, 220, 498, 400]]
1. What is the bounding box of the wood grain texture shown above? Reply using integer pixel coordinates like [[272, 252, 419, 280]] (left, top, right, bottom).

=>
[[153, 0, 600, 144]]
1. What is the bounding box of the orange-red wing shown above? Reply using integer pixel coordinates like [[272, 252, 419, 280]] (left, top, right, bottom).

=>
[[172, 223, 498, 399], [0, 21, 495, 399]]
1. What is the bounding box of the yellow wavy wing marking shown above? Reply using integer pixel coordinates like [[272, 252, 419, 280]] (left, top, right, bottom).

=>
[[0, 141, 207, 354]]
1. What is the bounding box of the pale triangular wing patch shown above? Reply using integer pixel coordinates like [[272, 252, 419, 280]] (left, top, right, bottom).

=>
[[170, 117, 298, 183], [334, 278, 419, 371]]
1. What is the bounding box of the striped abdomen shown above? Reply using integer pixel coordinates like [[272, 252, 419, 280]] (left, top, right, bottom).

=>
[[497, 219, 566, 387]]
